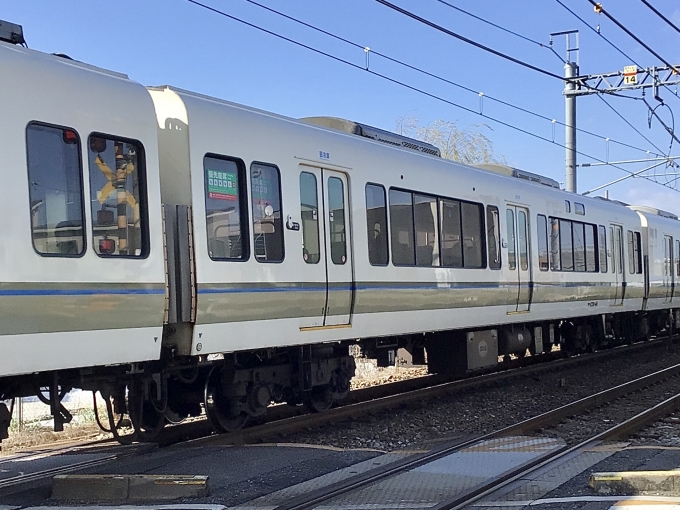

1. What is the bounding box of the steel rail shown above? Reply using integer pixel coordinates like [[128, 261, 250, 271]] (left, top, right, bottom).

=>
[[436, 393, 680, 510], [0, 443, 155, 493], [270, 360, 680, 510]]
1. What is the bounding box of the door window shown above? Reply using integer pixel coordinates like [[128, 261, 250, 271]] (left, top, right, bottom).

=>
[[327, 177, 347, 265], [251, 163, 284, 262], [506, 209, 516, 270], [517, 210, 528, 271], [299, 172, 320, 264]]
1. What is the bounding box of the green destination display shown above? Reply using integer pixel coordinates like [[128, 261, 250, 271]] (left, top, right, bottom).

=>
[[207, 169, 238, 201]]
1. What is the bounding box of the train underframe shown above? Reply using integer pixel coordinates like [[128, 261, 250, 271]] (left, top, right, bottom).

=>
[[1, 308, 679, 445]]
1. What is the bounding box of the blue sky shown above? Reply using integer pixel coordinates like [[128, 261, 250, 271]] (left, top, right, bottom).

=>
[[6, 1, 680, 212]]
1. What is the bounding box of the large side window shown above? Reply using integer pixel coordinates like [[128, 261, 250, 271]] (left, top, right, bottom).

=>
[[572, 222, 585, 272], [487, 206, 501, 269], [537, 214, 548, 271], [204, 154, 248, 260], [328, 177, 347, 265], [440, 199, 462, 268], [598, 225, 608, 273], [300, 172, 320, 264], [676, 240, 680, 277], [550, 218, 561, 270], [585, 224, 597, 272], [559, 219, 574, 271], [390, 189, 415, 266], [414, 194, 438, 266], [26, 123, 85, 256], [250, 163, 284, 262], [462, 202, 485, 268], [365, 184, 388, 265], [89, 134, 148, 257]]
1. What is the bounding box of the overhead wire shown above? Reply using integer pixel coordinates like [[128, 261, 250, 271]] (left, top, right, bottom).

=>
[[242, 0, 663, 157], [434, 0, 566, 63], [598, 95, 667, 155], [585, 0, 679, 72], [186, 0, 680, 192], [639, 0, 680, 36], [555, 0, 679, 156], [372, 0, 568, 82], [555, 0, 642, 67]]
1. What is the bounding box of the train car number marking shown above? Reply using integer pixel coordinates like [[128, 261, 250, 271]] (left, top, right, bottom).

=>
[[319, 151, 330, 160]]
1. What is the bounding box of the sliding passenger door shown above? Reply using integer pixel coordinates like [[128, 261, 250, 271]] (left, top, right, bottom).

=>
[[299, 166, 353, 328], [610, 224, 625, 305], [322, 170, 353, 325], [506, 205, 532, 313]]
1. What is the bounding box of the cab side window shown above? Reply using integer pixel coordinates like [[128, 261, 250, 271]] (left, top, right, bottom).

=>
[[88, 134, 148, 257], [26, 123, 86, 256]]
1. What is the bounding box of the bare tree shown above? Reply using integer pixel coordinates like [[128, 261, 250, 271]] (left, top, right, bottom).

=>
[[396, 115, 505, 165]]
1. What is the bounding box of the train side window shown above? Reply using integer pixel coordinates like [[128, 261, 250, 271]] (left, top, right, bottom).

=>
[[26, 123, 86, 256], [506, 209, 516, 270], [462, 202, 485, 268], [575, 203, 585, 215], [565, 200, 571, 213], [327, 177, 347, 265], [627, 230, 635, 274], [585, 224, 597, 272], [633, 231, 642, 274], [676, 240, 680, 277], [537, 215, 548, 271], [88, 134, 148, 258], [664, 235, 672, 278], [365, 184, 388, 265], [389, 189, 415, 266], [572, 222, 585, 272], [598, 225, 607, 273], [414, 194, 438, 266], [299, 172, 320, 264], [440, 199, 463, 268], [204, 154, 248, 261], [250, 163, 284, 263], [559, 219, 574, 271], [550, 218, 560, 270], [487, 206, 501, 269]]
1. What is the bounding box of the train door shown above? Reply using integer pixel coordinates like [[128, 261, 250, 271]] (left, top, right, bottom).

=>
[[299, 166, 353, 327], [664, 235, 674, 302], [610, 224, 625, 305], [506, 205, 532, 312]]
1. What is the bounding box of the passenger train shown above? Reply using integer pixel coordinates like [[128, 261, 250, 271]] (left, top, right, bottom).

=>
[[1, 21, 679, 442]]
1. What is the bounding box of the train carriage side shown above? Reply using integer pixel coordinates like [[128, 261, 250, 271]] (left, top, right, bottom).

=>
[[631, 206, 680, 330], [0, 44, 166, 383]]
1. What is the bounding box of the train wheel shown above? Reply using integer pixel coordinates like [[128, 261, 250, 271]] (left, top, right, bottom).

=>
[[128, 380, 166, 441], [204, 367, 249, 432], [307, 385, 334, 413]]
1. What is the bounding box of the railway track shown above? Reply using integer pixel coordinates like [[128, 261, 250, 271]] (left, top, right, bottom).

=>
[[164, 337, 676, 446], [0, 337, 675, 497], [265, 357, 680, 510]]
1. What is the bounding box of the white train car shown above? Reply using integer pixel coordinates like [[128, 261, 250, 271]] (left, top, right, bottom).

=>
[[0, 40, 166, 432], [632, 206, 680, 322], [0, 26, 676, 441]]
